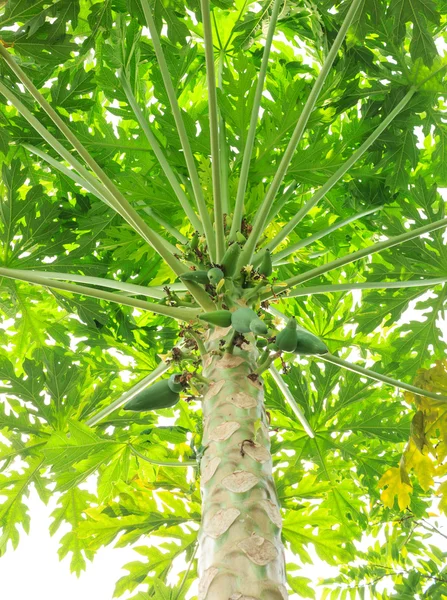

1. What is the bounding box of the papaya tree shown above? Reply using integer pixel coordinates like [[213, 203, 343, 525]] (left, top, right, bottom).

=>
[[1, 0, 447, 598]]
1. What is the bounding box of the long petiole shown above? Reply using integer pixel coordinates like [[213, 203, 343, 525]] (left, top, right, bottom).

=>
[[264, 88, 416, 254], [0, 47, 215, 309], [24, 143, 113, 206], [0, 82, 118, 210], [139, 0, 216, 262], [188, 330, 207, 357], [0, 82, 182, 271], [218, 51, 229, 217], [175, 543, 198, 600], [281, 216, 447, 290], [229, 0, 283, 242], [269, 366, 315, 437], [0, 267, 201, 321], [238, 0, 363, 265], [119, 73, 203, 232], [26, 143, 188, 247], [201, 0, 225, 261], [131, 445, 196, 467], [267, 180, 298, 223], [287, 277, 447, 298], [3, 85, 215, 309], [142, 206, 189, 245], [0, 46, 155, 233], [14, 269, 170, 300], [319, 354, 447, 403], [269, 205, 383, 264]]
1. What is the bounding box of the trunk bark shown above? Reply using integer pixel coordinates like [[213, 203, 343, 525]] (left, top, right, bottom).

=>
[[197, 334, 287, 599]]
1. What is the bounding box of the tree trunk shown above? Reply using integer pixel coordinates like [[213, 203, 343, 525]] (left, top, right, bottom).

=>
[[197, 333, 287, 599]]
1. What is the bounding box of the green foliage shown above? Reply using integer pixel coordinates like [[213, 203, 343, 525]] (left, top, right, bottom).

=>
[[0, 0, 446, 598]]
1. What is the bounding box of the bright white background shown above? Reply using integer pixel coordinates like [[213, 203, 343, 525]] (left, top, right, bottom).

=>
[[0, 488, 133, 600]]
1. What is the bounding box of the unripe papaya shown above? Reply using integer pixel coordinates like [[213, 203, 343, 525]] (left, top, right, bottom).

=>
[[294, 328, 328, 355], [249, 317, 268, 335], [256, 338, 268, 348], [199, 310, 232, 327], [167, 373, 184, 393], [221, 243, 241, 277], [231, 307, 258, 333], [236, 231, 246, 244], [275, 316, 298, 352], [180, 270, 209, 284], [259, 249, 273, 277], [207, 267, 224, 285], [123, 379, 180, 412], [190, 231, 199, 251]]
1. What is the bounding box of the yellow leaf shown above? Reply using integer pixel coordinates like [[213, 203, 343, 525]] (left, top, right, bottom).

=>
[[378, 467, 412, 510], [404, 439, 436, 491], [438, 481, 447, 515]]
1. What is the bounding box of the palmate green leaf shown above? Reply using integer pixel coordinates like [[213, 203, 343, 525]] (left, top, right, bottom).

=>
[[0, 456, 47, 555], [282, 508, 355, 566], [50, 67, 96, 112], [0, 0, 80, 34], [0, 0, 49, 26], [1, 23, 76, 65], [231, 0, 274, 50], [113, 525, 197, 598], [388, 0, 439, 65], [43, 420, 120, 477], [217, 54, 257, 146], [49, 488, 96, 575], [287, 570, 315, 599], [383, 129, 419, 192]]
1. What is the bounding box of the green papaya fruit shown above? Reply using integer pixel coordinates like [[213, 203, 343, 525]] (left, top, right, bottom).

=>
[[207, 267, 224, 285], [275, 316, 298, 352], [236, 231, 246, 244], [231, 307, 258, 333], [294, 328, 328, 355], [249, 317, 268, 335], [167, 373, 184, 393], [259, 249, 273, 277], [199, 310, 233, 327], [180, 270, 209, 284], [221, 243, 241, 277], [123, 379, 180, 412], [190, 231, 199, 251], [256, 338, 268, 348]]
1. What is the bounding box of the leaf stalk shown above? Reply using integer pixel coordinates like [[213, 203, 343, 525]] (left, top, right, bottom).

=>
[[229, 0, 283, 242], [0, 268, 201, 322], [319, 354, 447, 403], [238, 0, 363, 265]]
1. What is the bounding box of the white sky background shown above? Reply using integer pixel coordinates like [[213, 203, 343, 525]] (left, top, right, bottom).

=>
[[0, 488, 133, 600]]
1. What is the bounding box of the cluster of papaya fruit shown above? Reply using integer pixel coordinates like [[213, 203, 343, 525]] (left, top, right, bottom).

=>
[[199, 307, 328, 356], [180, 244, 273, 287], [200, 306, 267, 334], [124, 373, 184, 412]]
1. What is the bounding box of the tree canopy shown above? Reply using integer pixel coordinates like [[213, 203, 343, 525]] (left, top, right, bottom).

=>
[[0, 0, 447, 598]]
